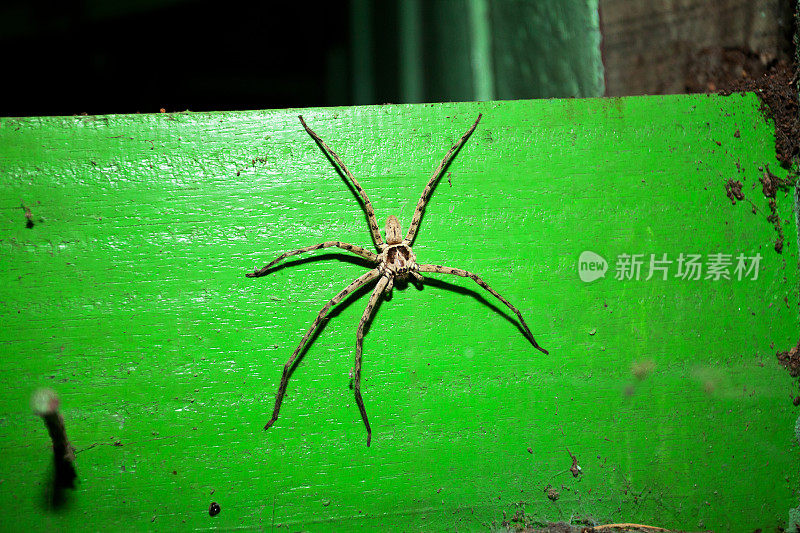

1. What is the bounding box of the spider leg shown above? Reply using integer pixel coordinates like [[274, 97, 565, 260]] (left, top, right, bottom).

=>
[[354, 274, 391, 447], [263, 268, 381, 432], [246, 241, 378, 278], [298, 115, 385, 249], [416, 263, 548, 355], [405, 114, 482, 244]]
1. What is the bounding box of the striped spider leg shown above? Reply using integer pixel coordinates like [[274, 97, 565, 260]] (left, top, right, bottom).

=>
[[247, 113, 547, 446]]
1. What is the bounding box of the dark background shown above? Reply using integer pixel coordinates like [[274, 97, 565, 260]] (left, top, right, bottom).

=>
[[0, 1, 350, 116], [0, 0, 608, 116], [0, 0, 796, 117]]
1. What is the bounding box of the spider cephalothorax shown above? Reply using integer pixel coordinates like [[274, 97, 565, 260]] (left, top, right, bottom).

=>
[[247, 113, 548, 446]]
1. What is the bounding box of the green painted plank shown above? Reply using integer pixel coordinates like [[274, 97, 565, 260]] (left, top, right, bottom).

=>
[[0, 96, 797, 531]]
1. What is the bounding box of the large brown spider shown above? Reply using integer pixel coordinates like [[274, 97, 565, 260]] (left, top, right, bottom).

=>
[[247, 113, 548, 446]]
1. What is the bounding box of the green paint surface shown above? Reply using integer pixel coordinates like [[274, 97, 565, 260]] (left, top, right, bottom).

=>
[[0, 96, 797, 531]]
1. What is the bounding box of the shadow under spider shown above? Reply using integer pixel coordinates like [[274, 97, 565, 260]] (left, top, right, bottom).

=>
[[270, 265, 527, 399]]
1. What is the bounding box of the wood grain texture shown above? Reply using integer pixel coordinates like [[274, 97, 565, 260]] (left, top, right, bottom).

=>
[[492, 0, 604, 98], [600, 0, 793, 95], [0, 97, 797, 531]]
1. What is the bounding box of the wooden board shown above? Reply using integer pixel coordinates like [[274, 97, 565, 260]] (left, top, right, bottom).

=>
[[0, 95, 797, 530]]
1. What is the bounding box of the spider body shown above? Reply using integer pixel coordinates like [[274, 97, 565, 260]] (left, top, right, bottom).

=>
[[378, 215, 417, 284], [248, 113, 548, 446]]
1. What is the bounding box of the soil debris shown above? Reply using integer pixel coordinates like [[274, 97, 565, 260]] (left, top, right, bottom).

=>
[[777, 337, 800, 378], [713, 55, 798, 253], [776, 335, 800, 405], [567, 449, 581, 478], [766, 199, 784, 253], [708, 53, 798, 253], [757, 164, 796, 253], [717, 60, 799, 168], [759, 164, 795, 197], [724, 179, 744, 204], [727, 164, 794, 253]]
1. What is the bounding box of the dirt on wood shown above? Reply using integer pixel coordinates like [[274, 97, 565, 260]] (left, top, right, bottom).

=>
[[722, 165, 793, 253], [702, 48, 799, 254], [694, 44, 800, 254], [703, 52, 800, 169], [567, 449, 581, 478], [777, 337, 800, 378], [776, 327, 800, 406], [686, 39, 800, 407], [724, 179, 744, 204]]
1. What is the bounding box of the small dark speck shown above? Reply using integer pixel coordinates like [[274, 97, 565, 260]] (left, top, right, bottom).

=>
[[22, 204, 34, 228], [793, 396, 800, 407], [734, 129, 740, 138], [527, 447, 533, 454], [172, 470, 177, 475], [209, 502, 221, 516]]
